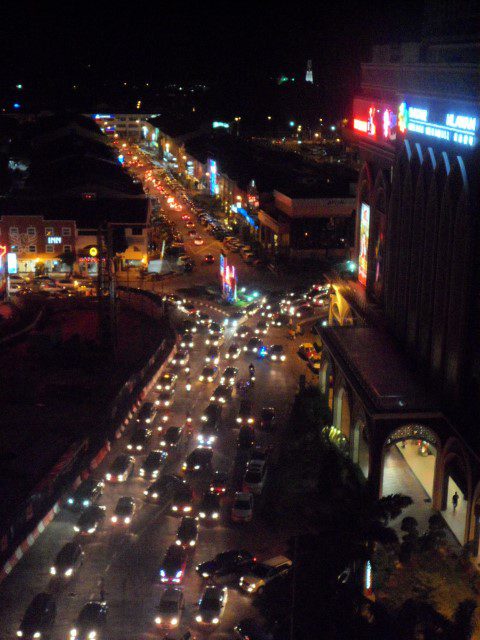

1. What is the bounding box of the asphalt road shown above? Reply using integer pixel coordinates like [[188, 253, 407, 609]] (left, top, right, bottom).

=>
[[0, 152, 325, 640]]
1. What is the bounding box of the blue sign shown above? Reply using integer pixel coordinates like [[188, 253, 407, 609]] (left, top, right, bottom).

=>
[[209, 159, 218, 196], [406, 105, 477, 147], [230, 205, 258, 230]]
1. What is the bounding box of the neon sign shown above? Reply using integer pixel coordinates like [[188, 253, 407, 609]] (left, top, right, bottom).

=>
[[358, 202, 370, 287], [352, 98, 397, 144], [212, 121, 230, 129], [230, 205, 258, 229], [407, 106, 477, 146], [47, 236, 62, 245], [209, 159, 217, 196]]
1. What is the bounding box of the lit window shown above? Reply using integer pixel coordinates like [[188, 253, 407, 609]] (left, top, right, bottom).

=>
[[9, 227, 18, 235], [28, 245, 36, 253], [27, 227, 36, 236], [62, 227, 71, 236]]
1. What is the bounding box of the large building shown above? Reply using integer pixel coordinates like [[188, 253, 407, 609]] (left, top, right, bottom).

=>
[[320, 1, 480, 552]]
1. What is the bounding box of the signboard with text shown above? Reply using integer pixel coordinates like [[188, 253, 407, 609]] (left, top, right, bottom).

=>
[[358, 203, 370, 287]]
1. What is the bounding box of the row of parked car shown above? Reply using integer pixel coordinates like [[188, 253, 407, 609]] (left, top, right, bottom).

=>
[[7, 274, 94, 296]]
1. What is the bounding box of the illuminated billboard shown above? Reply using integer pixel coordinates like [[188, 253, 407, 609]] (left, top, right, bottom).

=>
[[209, 159, 218, 196], [358, 202, 370, 287]]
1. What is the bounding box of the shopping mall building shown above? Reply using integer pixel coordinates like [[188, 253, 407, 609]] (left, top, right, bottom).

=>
[[320, 7, 480, 552]]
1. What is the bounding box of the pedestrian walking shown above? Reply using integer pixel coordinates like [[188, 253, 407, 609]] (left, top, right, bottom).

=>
[[452, 491, 459, 512]]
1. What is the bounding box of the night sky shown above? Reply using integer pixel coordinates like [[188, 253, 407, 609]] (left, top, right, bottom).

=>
[[0, 1, 422, 116]]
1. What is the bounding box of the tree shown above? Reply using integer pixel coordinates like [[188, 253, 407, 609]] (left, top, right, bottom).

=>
[[59, 249, 76, 274]]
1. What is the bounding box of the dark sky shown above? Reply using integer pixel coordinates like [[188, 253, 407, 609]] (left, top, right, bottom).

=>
[[0, 1, 422, 112]]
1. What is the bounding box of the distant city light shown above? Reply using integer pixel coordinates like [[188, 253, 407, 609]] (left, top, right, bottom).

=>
[[289, 121, 295, 127], [13, 103, 20, 109], [330, 125, 336, 131], [16, 84, 22, 89]]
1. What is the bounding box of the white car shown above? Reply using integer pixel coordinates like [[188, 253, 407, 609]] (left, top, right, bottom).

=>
[[231, 492, 253, 523], [7, 275, 26, 294], [243, 460, 267, 494]]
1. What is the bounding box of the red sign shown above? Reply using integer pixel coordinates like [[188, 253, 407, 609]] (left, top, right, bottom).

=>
[[352, 98, 398, 145]]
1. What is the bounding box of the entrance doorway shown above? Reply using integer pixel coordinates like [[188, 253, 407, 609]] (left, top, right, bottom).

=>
[[382, 425, 439, 532]]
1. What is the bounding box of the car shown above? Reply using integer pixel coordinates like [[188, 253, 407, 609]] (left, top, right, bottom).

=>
[[237, 400, 254, 425], [204, 253, 215, 264], [154, 587, 185, 630], [175, 515, 199, 548], [196, 549, 255, 579], [182, 447, 213, 474], [239, 556, 292, 594], [232, 491, 254, 522], [50, 542, 84, 579], [234, 618, 274, 640], [69, 601, 108, 640], [298, 342, 317, 360], [237, 426, 255, 450], [182, 301, 197, 315], [160, 426, 184, 450], [196, 311, 211, 326], [127, 427, 152, 452], [244, 337, 263, 354], [135, 401, 157, 426], [210, 384, 232, 404], [185, 221, 195, 228], [209, 321, 224, 335], [268, 344, 286, 362], [181, 214, 191, 221], [105, 455, 135, 482], [198, 491, 221, 522], [271, 312, 290, 327], [205, 331, 224, 347], [198, 419, 221, 446], [196, 585, 228, 626], [157, 407, 172, 427], [111, 496, 136, 526], [139, 450, 168, 479], [171, 483, 194, 514], [160, 544, 187, 584], [155, 388, 175, 408], [220, 366, 239, 386], [66, 478, 104, 511], [294, 303, 313, 318], [179, 332, 194, 349], [209, 470, 228, 495], [243, 460, 268, 494], [171, 349, 189, 367], [194, 236, 204, 245], [255, 320, 269, 335], [205, 346, 220, 365], [17, 593, 56, 640], [181, 319, 197, 334], [260, 407, 276, 430], [234, 326, 251, 339], [74, 505, 106, 535], [156, 373, 178, 392], [225, 343, 241, 360], [199, 365, 218, 383]]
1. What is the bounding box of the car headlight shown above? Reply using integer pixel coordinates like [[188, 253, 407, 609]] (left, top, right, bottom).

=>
[[281, 355, 286, 361], [74, 526, 80, 532], [87, 527, 96, 533], [194, 464, 200, 470], [118, 474, 124, 482], [124, 517, 131, 524], [140, 469, 145, 476], [196, 615, 202, 623], [65, 568, 73, 577], [189, 539, 196, 546], [248, 418, 254, 424], [88, 632, 97, 639], [182, 463, 187, 470], [145, 418, 151, 424], [127, 444, 133, 450], [67, 498, 74, 505], [136, 445, 142, 451], [199, 512, 206, 518], [212, 512, 219, 519], [212, 617, 219, 624], [253, 347, 257, 352], [199, 375, 204, 381], [171, 617, 178, 626], [16, 632, 23, 638], [243, 346, 247, 351], [208, 376, 213, 382], [50, 566, 56, 575], [143, 490, 148, 495], [70, 629, 77, 638], [271, 355, 277, 360], [248, 584, 255, 592], [175, 539, 181, 546], [236, 417, 241, 423], [106, 473, 111, 480], [210, 396, 215, 402], [155, 616, 162, 624]]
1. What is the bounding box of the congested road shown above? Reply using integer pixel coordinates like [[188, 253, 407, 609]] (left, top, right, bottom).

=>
[[0, 145, 327, 640]]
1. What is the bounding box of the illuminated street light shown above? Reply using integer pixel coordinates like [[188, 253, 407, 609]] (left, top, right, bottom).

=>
[[289, 121, 295, 127], [267, 116, 272, 120]]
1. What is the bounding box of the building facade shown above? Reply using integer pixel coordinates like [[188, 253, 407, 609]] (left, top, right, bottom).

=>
[[91, 113, 159, 145], [0, 215, 77, 273], [321, 19, 480, 552]]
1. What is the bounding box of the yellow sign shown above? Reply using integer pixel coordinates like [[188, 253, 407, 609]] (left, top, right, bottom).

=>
[[89, 247, 98, 257]]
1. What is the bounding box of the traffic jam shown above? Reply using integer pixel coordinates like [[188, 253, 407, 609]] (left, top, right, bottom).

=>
[[11, 146, 330, 640]]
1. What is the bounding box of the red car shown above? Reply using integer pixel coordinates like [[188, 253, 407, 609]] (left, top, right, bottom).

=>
[[209, 471, 228, 495]]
